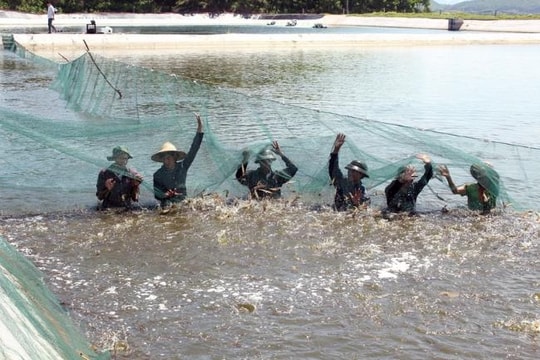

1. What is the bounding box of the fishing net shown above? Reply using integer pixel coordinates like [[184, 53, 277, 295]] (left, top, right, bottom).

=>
[[0, 236, 109, 359], [2, 38, 539, 214]]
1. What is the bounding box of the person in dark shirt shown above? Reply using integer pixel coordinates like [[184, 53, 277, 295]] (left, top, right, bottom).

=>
[[96, 145, 143, 210], [438, 163, 499, 214], [384, 154, 433, 215], [235, 141, 298, 200], [152, 113, 203, 208], [328, 133, 370, 211]]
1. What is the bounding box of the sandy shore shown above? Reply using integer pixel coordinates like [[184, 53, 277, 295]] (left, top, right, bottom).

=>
[[2, 11, 540, 32], [3, 11, 540, 55]]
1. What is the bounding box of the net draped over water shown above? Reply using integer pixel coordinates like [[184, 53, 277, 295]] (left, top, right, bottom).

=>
[[0, 235, 109, 359], [2, 40, 539, 213]]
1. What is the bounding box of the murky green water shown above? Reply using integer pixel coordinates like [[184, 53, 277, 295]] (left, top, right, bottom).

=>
[[1, 37, 540, 358], [2, 201, 539, 358]]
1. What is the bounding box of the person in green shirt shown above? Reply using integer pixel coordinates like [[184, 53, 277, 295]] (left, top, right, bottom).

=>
[[438, 163, 500, 214]]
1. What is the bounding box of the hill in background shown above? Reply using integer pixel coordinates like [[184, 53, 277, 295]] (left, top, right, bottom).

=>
[[431, 0, 540, 14]]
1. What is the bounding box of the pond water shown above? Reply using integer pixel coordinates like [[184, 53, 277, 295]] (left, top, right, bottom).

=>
[[0, 29, 539, 359]]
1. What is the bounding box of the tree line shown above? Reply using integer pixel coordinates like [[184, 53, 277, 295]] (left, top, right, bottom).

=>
[[1, 0, 431, 15]]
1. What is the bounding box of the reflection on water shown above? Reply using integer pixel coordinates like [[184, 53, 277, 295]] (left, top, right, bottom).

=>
[[114, 45, 540, 148], [1, 199, 539, 358]]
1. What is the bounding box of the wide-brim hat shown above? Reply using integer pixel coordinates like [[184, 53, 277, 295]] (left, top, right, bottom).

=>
[[107, 145, 132, 161], [151, 142, 186, 162], [255, 148, 276, 163], [345, 160, 369, 177], [471, 163, 500, 196]]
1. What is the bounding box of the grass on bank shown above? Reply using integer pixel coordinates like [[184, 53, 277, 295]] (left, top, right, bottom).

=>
[[358, 11, 540, 20]]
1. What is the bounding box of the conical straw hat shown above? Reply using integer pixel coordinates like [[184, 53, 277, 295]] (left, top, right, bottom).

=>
[[151, 142, 186, 162]]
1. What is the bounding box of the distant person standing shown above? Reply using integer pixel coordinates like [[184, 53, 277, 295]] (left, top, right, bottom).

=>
[[47, 2, 57, 33]]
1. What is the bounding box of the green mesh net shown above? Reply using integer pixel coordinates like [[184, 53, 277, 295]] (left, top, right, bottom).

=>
[[3, 39, 540, 213], [0, 236, 109, 359]]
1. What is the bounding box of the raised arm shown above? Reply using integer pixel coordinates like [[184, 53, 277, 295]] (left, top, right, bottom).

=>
[[331, 133, 346, 154], [415, 153, 433, 188], [272, 141, 298, 182], [438, 164, 466, 195], [236, 150, 250, 185], [195, 112, 203, 133], [329, 133, 346, 183], [181, 113, 204, 169]]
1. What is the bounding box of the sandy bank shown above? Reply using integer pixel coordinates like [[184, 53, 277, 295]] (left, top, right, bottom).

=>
[[12, 32, 540, 54], [2, 10, 540, 32]]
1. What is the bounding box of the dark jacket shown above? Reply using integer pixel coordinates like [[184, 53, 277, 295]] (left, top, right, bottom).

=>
[[96, 164, 140, 209], [385, 162, 433, 214], [236, 155, 298, 199], [329, 153, 369, 211], [153, 132, 204, 207]]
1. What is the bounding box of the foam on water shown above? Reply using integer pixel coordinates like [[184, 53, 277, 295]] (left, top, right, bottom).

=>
[[1, 199, 538, 357]]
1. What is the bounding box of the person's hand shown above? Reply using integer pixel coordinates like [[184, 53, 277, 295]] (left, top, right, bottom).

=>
[[437, 164, 449, 177], [272, 141, 282, 156], [253, 181, 276, 196], [131, 170, 143, 184], [332, 133, 346, 153], [349, 189, 362, 206], [416, 153, 431, 164], [194, 112, 203, 132], [242, 149, 250, 162], [165, 189, 180, 198], [105, 178, 115, 191]]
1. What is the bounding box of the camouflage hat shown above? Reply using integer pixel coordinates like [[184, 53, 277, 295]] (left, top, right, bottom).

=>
[[471, 163, 500, 196], [107, 146, 132, 161], [345, 160, 369, 177], [255, 148, 276, 163]]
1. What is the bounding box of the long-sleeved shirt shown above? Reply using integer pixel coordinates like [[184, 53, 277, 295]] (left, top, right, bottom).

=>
[[235, 155, 298, 199], [47, 4, 56, 19], [329, 153, 369, 211], [153, 132, 203, 207], [385, 162, 433, 214], [96, 164, 140, 209]]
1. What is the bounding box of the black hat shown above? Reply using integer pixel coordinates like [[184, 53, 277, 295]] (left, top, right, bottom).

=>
[[345, 160, 369, 177], [255, 148, 277, 163]]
